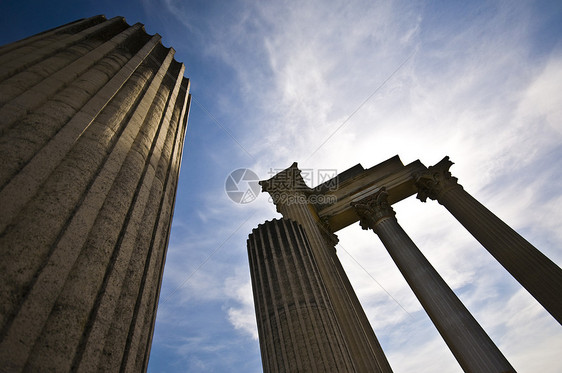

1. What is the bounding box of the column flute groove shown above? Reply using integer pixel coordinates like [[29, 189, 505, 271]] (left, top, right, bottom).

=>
[[260, 224, 291, 371], [281, 221, 320, 372], [269, 220, 305, 373], [248, 230, 276, 371]]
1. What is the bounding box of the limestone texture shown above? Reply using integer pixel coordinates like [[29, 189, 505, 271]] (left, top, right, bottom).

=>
[[0, 15, 190, 372]]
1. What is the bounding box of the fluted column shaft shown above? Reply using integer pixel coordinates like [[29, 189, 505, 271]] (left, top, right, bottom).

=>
[[352, 188, 515, 373], [0, 16, 191, 372], [260, 165, 393, 373], [248, 219, 356, 373], [416, 157, 562, 324]]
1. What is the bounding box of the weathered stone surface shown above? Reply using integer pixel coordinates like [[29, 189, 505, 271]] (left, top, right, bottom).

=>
[[0, 15, 190, 372], [248, 218, 357, 372]]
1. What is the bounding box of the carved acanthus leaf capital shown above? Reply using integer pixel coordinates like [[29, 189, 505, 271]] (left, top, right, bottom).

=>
[[414, 156, 462, 202], [350, 188, 395, 230]]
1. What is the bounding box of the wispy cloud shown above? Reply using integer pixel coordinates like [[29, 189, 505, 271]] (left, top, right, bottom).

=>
[[142, 0, 562, 371], [225, 267, 259, 339]]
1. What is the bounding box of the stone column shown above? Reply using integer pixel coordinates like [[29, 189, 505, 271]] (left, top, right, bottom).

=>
[[351, 188, 515, 373], [415, 157, 562, 324], [0, 16, 190, 372], [248, 218, 356, 372], [260, 164, 393, 372]]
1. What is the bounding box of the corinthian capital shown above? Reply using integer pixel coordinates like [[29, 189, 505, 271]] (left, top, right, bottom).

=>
[[259, 162, 311, 206], [350, 188, 395, 230], [414, 156, 462, 202]]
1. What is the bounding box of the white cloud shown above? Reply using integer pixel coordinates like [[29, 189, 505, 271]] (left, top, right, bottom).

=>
[[144, 0, 562, 371], [520, 54, 562, 134], [225, 268, 259, 340]]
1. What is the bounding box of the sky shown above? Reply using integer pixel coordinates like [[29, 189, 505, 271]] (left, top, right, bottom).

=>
[[1, 0, 562, 372]]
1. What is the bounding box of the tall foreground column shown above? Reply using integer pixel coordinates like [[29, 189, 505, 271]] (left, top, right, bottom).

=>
[[352, 188, 515, 373], [248, 219, 356, 372], [260, 164, 393, 372], [0, 16, 190, 372], [416, 157, 562, 324]]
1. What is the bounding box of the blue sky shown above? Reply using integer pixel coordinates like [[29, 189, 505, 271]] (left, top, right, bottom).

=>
[[2, 0, 562, 372]]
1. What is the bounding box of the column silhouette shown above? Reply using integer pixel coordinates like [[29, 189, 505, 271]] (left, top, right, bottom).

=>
[[351, 188, 515, 373], [415, 157, 562, 324]]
